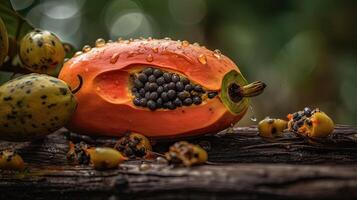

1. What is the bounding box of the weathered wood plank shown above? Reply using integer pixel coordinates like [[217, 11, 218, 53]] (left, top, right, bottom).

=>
[[1, 125, 357, 199]]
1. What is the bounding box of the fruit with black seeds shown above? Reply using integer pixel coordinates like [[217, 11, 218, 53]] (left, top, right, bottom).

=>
[[59, 38, 266, 138]]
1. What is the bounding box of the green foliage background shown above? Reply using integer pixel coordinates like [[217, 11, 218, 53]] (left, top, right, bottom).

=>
[[5, 0, 357, 125]]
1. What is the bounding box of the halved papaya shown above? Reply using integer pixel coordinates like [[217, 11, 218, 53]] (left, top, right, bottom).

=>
[[58, 38, 266, 138]]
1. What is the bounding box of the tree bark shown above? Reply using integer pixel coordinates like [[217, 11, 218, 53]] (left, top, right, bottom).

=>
[[1, 125, 357, 199]]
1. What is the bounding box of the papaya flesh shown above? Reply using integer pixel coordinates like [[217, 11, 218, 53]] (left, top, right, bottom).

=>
[[59, 38, 266, 138]]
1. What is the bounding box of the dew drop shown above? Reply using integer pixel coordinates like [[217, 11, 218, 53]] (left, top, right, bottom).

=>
[[146, 54, 154, 62], [124, 40, 130, 44], [198, 54, 207, 64], [156, 157, 168, 165], [193, 42, 200, 46], [249, 105, 257, 122], [129, 38, 134, 42], [95, 38, 105, 47], [182, 40, 189, 47], [82, 45, 91, 52], [64, 58, 69, 62], [139, 36, 144, 40], [152, 47, 158, 53], [73, 51, 83, 57], [213, 49, 222, 59], [148, 37, 153, 40], [110, 53, 120, 64], [164, 37, 171, 40], [117, 37, 123, 42], [107, 40, 113, 43], [139, 163, 151, 171]]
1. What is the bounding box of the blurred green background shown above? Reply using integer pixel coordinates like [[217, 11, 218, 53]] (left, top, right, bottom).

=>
[[9, 0, 357, 125]]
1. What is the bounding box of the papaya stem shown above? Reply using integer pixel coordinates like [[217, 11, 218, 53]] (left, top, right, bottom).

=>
[[228, 81, 266, 102], [241, 81, 266, 97], [71, 75, 83, 94]]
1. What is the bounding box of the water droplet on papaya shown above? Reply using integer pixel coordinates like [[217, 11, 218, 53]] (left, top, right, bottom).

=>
[[117, 37, 123, 42], [214, 49, 221, 54], [182, 40, 189, 47], [193, 42, 200, 46], [82, 45, 91, 52], [107, 40, 113, 43], [148, 37, 153, 40], [124, 40, 130, 44], [164, 37, 171, 40], [198, 54, 207, 64], [95, 38, 105, 47], [73, 51, 83, 57], [213, 49, 222, 59], [249, 105, 257, 122], [85, 68, 89, 72], [129, 38, 134, 42], [64, 58, 69, 62], [146, 54, 154, 62], [152, 47, 158, 53], [110, 53, 120, 64], [139, 36, 144, 40]]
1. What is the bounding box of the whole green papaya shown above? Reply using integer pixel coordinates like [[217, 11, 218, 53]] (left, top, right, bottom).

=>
[[0, 73, 80, 141]]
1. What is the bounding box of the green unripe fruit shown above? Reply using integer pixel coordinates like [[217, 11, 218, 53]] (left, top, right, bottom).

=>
[[0, 17, 9, 66], [0, 73, 81, 141], [19, 29, 65, 74]]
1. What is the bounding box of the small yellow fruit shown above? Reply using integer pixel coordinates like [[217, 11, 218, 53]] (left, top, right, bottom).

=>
[[0, 17, 9, 66], [0, 150, 25, 171], [86, 147, 127, 170], [19, 29, 65, 74], [258, 117, 288, 138], [304, 111, 334, 138]]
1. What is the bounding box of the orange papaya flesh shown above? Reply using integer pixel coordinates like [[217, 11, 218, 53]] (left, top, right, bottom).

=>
[[58, 38, 265, 138]]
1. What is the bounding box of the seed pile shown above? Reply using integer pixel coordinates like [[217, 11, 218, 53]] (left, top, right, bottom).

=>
[[67, 141, 90, 165], [287, 107, 315, 132], [114, 133, 151, 158], [165, 141, 208, 167], [131, 67, 218, 111]]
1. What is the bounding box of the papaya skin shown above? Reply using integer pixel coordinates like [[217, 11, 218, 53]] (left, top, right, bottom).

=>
[[59, 38, 260, 138]]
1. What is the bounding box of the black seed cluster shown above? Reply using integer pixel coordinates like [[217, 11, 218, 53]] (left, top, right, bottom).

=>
[[115, 135, 147, 158], [131, 67, 208, 111], [67, 141, 90, 165], [289, 107, 316, 132], [165, 141, 201, 167]]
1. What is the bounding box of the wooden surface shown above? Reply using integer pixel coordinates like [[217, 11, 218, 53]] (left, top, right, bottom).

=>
[[1, 125, 357, 199]]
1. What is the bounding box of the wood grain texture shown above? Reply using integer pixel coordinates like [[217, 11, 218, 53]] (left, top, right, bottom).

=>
[[1, 125, 357, 199]]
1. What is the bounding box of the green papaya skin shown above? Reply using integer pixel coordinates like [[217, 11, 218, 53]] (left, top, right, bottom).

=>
[[0, 74, 77, 141], [0, 17, 9, 66]]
